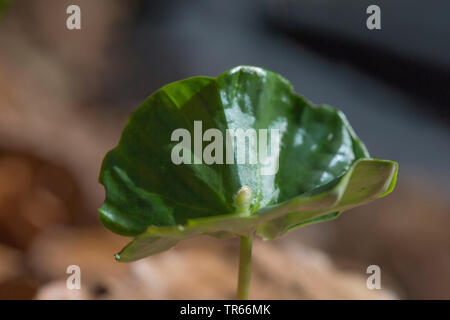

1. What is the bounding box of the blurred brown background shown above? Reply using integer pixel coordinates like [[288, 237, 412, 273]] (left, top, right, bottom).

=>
[[0, 0, 449, 299]]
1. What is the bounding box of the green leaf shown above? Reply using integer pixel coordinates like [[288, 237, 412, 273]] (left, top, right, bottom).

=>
[[99, 66, 398, 262]]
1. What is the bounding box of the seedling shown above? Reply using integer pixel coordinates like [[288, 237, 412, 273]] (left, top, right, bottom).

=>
[[99, 66, 397, 299]]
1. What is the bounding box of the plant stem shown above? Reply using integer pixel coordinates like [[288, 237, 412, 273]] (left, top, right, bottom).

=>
[[237, 235, 252, 300], [234, 186, 253, 300]]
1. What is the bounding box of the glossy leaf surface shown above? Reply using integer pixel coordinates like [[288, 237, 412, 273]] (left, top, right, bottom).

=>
[[99, 66, 398, 262]]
